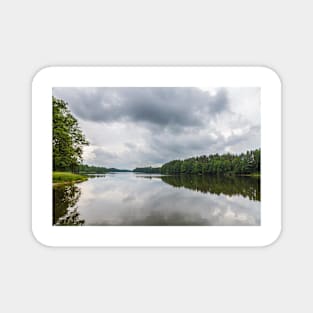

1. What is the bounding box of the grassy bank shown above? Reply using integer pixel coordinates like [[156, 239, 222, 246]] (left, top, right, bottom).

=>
[[241, 173, 260, 177], [53, 172, 88, 185]]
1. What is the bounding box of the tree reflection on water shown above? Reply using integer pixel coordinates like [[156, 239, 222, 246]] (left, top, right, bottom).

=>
[[139, 174, 260, 201], [53, 184, 85, 225]]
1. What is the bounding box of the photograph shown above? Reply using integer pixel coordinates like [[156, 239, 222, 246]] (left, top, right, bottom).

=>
[[52, 86, 261, 226]]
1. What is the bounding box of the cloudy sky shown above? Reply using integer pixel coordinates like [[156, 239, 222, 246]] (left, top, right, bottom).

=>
[[53, 87, 260, 169]]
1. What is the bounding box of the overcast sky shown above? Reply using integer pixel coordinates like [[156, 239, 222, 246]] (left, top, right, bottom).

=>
[[53, 87, 260, 169]]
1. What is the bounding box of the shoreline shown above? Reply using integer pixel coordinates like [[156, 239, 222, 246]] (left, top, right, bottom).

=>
[[53, 172, 88, 186], [53, 178, 88, 187]]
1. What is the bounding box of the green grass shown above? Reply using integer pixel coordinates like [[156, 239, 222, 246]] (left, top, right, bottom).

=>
[[53, 172, 88, 184], [246, 173, 260, 177], [237, 173, 260, 177]]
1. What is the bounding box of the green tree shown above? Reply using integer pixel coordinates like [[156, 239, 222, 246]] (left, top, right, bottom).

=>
[[53, 97, 89, 172]]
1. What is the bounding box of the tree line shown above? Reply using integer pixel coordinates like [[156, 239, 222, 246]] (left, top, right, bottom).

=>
[[78, 164, 108, 174], [79, 165, 133, 173], [133, 166, 161, 173], [160, 149, 260, 175]]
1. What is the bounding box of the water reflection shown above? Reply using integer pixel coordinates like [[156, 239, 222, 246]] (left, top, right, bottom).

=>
[[139, 175, 260, 201], [53, 173, 261, 226], [53, 184, 85, 225]]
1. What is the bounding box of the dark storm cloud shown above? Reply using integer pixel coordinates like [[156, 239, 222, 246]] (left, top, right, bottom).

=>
[[52, 87, 260, 168], [152, 133, 218, 156], [53, 87, 229, 128]]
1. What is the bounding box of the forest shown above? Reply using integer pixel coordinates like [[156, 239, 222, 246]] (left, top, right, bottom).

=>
[[160, 149, 260, 175]]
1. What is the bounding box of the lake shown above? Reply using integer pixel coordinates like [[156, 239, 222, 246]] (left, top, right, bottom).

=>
[[53, 173, 260, 226]]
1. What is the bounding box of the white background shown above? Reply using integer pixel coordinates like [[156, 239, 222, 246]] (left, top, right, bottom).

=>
[[0, 0, 309, 312]]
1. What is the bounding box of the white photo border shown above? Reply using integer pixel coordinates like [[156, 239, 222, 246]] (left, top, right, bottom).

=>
[[32, 66, 281, 247]]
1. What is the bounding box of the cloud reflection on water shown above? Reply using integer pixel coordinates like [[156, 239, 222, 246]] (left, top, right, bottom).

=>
[[54, 173, 260, 226]]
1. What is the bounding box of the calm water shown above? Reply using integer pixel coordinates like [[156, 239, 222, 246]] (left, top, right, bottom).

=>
[[53, 173, 260, 226]]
